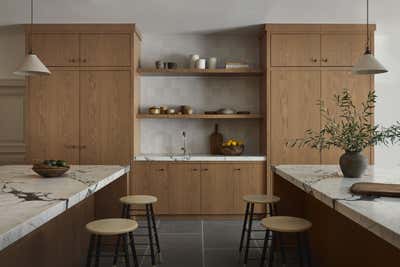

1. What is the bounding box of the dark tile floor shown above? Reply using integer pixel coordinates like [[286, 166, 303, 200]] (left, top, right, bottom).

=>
[[105, 219, 299, 267]]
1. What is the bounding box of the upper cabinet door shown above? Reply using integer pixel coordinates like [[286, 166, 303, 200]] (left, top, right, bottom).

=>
[[80, 34, 131, 67], [321, 34, 365, 66], [270, 71, 321, 165], [79, 70, 131, 164], [271, 34, 321, 67], [27, 70, 80, 163], [31, 34, 79, 66]]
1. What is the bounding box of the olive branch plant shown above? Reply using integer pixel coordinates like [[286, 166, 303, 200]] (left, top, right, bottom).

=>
[[288, 89, 400, 153]]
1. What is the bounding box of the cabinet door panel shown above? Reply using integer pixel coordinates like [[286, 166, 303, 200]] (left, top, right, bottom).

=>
[[79, 71, 131, 164], [321, 34, 365, 66], [80, 34, 131, 66], [321, 71, 372, 163], [28, 70, 79, 163], [271, 71, 321, 164], [168, 163, 201, 214], [233, 163, 266, 213], [131, 163, 169, 214], [31, 34, 79, 66], [200, 163, 235, 214], [271, 34, 320, 66]]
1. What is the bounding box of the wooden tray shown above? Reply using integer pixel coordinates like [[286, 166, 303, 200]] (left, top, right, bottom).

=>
[[350, 182, 400, 198]]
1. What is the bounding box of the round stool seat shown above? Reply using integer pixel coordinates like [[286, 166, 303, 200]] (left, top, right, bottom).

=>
[[261, 216, 312, 233], [86, 218, 138, 236], [120, 195, 158, 205], [242, 194, 280, 204]]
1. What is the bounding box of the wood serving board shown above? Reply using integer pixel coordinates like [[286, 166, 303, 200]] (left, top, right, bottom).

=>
[[350, 182, 400, 198]]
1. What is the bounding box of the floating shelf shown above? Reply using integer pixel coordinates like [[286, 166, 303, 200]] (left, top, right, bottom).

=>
[[136, 114, 263, 119], [137, 68, 263, 77]]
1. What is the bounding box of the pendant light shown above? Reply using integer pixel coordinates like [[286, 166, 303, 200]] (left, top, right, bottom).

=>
[[352, 0, 387, 75], [14, 0, 50, 76]]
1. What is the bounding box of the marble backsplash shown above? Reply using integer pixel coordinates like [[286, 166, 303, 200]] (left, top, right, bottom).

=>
[[139, 33, 262, 155]]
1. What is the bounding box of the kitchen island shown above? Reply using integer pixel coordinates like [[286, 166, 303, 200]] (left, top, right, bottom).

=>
[[273, 165, 400, 267], [0, 165, 130, 267]]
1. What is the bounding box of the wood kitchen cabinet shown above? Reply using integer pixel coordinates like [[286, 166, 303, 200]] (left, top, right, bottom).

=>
[[270, 70, 321, 164], [131, 163, 169, 214], [321, 34, 365, 67], [31, 34, 80, 66], [27, 70, 80, 164], [79, 71, 131, 165]]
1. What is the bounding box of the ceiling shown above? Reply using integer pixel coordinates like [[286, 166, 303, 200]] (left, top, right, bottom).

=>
[[1, 0, 398, 34]]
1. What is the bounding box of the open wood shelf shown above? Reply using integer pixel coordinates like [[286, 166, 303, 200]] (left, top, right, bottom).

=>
[[136, 114, 263, 119], [137, 68, 263, 76]]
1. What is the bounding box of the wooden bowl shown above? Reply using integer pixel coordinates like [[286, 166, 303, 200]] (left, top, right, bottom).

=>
[[220, 145, 244, 156], [32, 165, 70, 178]]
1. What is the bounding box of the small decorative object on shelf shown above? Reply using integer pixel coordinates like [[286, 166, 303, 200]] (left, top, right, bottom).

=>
[[181, 105, 193, 115], [220, 139, 244, 156], [189, 54, 200, 68], [217, 108, 236, 115], [167, 62, 178, 69], [288, 89, 400, 178], [196, 59, 206, 69], [155, 60, 164, 69], [148, 106, 161, 114], [32, 160, 70, 178], [225, 62, 250, 69], [207, 57, 217, 69]]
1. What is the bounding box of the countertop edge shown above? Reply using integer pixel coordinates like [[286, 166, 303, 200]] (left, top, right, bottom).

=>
[[133, 155, 266, 162]]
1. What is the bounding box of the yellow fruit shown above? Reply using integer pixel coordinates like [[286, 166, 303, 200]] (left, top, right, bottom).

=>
[[232, 141, 237, 146]]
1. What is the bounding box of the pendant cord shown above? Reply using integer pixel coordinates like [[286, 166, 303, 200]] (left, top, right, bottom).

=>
[[366, 0, 371, 53], [29, 0, 33, 54]]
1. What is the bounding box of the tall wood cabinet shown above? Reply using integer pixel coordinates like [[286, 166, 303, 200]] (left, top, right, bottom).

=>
[[25, 24, 141, 165], [265, 24, 375, 191]]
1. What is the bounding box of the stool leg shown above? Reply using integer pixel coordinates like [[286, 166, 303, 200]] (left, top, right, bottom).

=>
[[244, 203, 255, 266], [277, 233, 286, 266], [297, 233, 304, 267], [86, 234, 95, 267], [113, 234, 122, 266], [267, 231, 275, 267], [129, 232, 139, 267], [94, 235, 102, 267], [303, 233, 312, 267], [146, 204, 156, 266], [259, 229, 270, 267], [150, 204, 161, 254], [239, 202, 250, 252], [123, 234, 131, 267]]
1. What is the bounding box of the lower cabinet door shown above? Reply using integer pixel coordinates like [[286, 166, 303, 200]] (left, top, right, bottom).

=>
[[131, 162, 169, 214], [200, 163, 235, 214], [233, 163, 266, 214], [168, 163, 201, 214]]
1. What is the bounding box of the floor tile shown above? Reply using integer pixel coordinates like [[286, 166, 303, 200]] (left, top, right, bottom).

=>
[[158, 219, 202, 234]]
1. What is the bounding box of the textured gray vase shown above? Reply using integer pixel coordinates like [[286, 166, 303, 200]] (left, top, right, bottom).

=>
[[339, 151, 368, 178]]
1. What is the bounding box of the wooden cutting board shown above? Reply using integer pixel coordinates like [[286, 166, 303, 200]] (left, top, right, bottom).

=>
[[350, 182, 400, 198], [210, 124, 223, 155]]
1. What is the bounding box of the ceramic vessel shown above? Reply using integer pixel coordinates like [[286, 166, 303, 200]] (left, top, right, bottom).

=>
[[196, 59, 206, 69], [207, 57, 217, 69], [189, 54, 200, 68], [339, 151, 368, 178]]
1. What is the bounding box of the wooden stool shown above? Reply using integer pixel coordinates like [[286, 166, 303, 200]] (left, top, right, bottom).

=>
[[119, 195, 160, 266], [260, 216, 312, 267], [239, 194, 280, 266], [85, 218, 139, 267]]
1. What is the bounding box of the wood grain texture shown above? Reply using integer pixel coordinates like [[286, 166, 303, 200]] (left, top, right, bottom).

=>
[[136, 114, 263, 119], [80, 34, 131, 67], [320, 70, 372, 163], [131, 162, 169, 214], [168, 163, 201, 214], [321, 34, 365, 66], [79, 71, 131, 164], [27, 70, 80, 164], [200, 163, 235, 214], [31, 34, 80, 66], [270, 71, 321, 164], [271, 34, 321, 67]]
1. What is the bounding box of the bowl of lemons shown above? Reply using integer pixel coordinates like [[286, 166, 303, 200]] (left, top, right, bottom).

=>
[[220, 139, 244, 156], [32, 160, 70, 178]]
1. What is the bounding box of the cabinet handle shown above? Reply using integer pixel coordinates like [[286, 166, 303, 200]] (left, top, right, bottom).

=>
[[80, 145, 87, 149], [192, 168, 198, 171], [157, 168, 165, 171], [234, 168, 241, 171], [321, 58, 328, 63], [69, 59, 76, 63], [202, 168, 209, 171], [82, 58, 87, 63], [311, 58, 318, 63], [64, 145, 77, 149]]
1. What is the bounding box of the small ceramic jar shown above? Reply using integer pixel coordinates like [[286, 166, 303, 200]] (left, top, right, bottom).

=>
[[207, 57, 217, 69], [196, 59, 206, 69]]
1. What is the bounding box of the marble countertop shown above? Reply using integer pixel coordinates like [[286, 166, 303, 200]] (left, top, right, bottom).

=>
[[273, 165, 400, 250], [0, 165, 130, 251], [134, 154, 266, 162]]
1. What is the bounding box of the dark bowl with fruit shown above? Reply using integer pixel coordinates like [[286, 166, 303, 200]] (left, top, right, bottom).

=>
[[32, 160, 70, 178]]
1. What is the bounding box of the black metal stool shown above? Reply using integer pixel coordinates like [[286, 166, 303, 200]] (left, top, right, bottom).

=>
[[85, 218, 139, 267], [260, 216, 312, 267], [239, 194, 280, 266], [118, 195, 161, 267]]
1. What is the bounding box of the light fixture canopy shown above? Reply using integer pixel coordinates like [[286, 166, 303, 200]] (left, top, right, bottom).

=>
[[14, 0, 50, 77], [352, 0, 387, 75]]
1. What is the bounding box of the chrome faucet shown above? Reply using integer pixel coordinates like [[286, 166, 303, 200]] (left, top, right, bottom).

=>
[[181, 131, 189, 157]]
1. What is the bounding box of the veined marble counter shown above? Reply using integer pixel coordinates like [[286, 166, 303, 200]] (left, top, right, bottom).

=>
[[134, 154, 266, 162], [273, 165, 400, 250], [0, 165, 130, 251]]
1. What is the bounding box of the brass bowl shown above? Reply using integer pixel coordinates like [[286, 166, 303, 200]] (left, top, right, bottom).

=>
[[220, 145, 244, 156], [32, 165, 70, 178], [148, 107, 160, 114]]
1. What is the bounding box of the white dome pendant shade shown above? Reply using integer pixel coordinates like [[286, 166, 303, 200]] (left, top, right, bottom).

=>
[[14, 54, 51, 76], [352, 50, 388, 75]]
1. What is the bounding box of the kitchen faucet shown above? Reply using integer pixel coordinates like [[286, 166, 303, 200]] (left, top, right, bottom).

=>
[[181, 131, 189, 157]]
